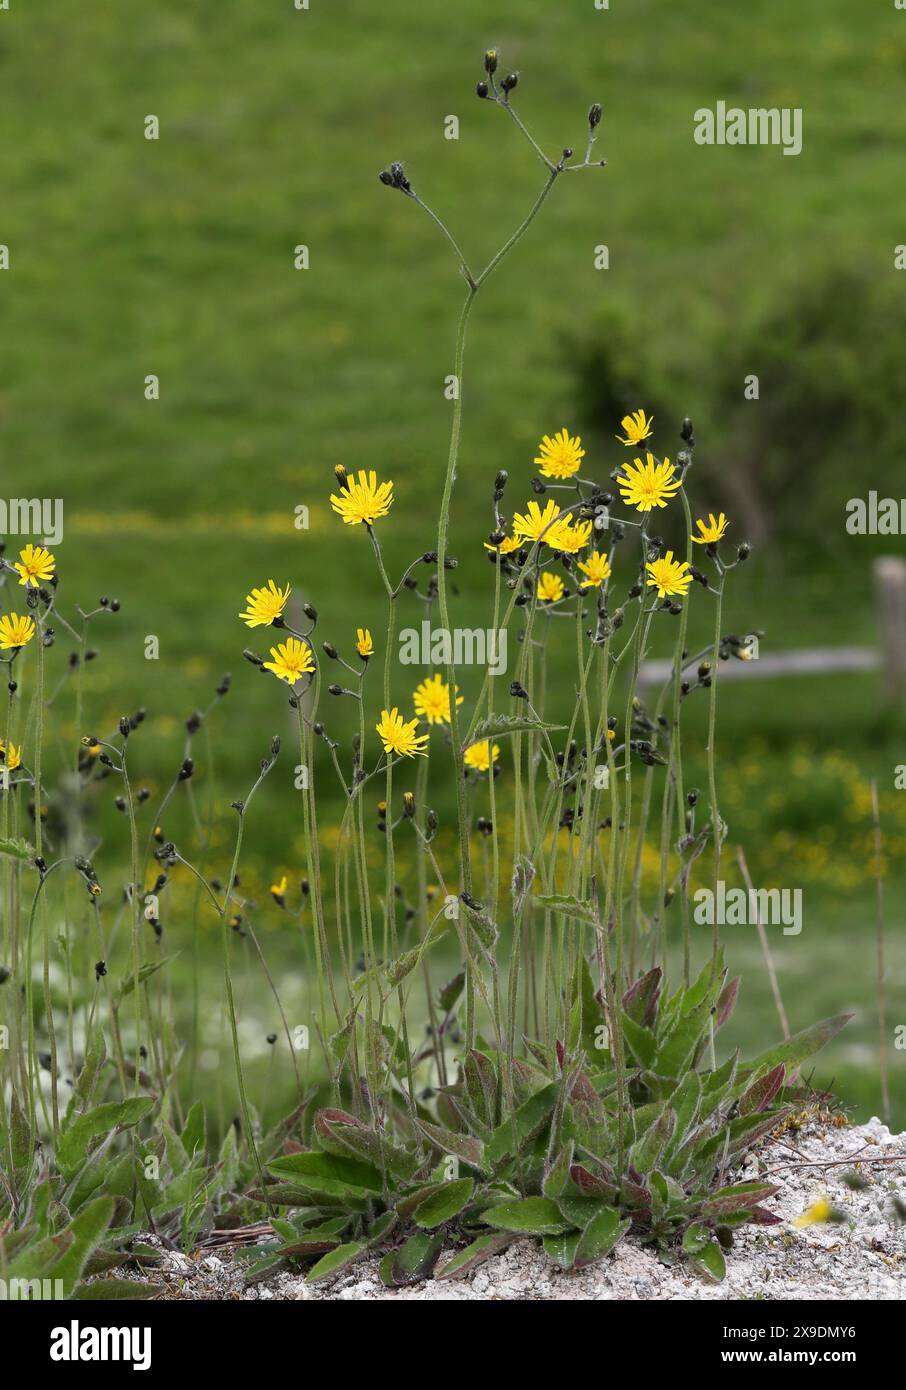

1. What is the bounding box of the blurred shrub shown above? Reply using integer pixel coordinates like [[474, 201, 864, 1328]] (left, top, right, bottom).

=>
[[568, 267, 906, 555]]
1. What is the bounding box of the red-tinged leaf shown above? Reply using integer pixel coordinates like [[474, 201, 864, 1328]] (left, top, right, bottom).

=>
[[699, 1181, 778, 1218], [622, 968, 662, 1028], [436, 1232, 512, 1281], [716, 977, 740, 1029], [282, 1139, 305, 1154], [570, 1163, 617, 1200], [750, 1205, 783, 1226], [739, 1063, 785, 1115]]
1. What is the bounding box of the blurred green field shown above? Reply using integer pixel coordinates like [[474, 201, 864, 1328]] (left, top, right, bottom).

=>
[[1, 0, 904, 1126]]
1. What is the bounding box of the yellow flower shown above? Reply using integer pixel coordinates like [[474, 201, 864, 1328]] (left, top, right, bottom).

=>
[[376, 707, 429, 758], [239, 580, 291, 628], [413, 673, 462, 726], [0, 614, 36, 650], [271, 875, 288, 904], [330, 469, 394, 526], [537, 571, 565, 603], [512, 499, 563, 545], [617, 453, 682, 512], [549, 517, 593, 554], [0, 740, 21, 771], [793, 1194, 840, 1229], [483, 533, 522, 555], [578, 550, 612, 589], [463, 740, 500, 773], [615, 409, 654, 447], [645, 551, 692, 599], [14, 544, 55, 588], [356, 627, 374, 658], [534, 428, 585, 480], [692, 511, 729, 545], [262, 637, 315, 684]]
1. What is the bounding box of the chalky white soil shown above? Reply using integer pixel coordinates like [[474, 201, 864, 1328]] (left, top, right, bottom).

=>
[[121, 1118, 906, 1301]]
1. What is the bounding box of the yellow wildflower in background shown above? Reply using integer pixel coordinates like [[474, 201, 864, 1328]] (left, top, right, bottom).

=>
[[617, 454, 682, 512], [512, 499, 563, 545], [793, 1194, 843, 1228], [240, 580, 291, 628], [578, 550, 612, 589], [464, 740, 500, 772], [330, 469, 394, 526], [263, 637, 315, 684], [376, 707, 429, 758], [0, 741, 21, 771], [534, 428, 585, 480], [356, 628, 374, 658], [413, 673, 462, 726], [14, 544, 55, 588], [537, 571, 565, 603], [270, 875, 288, 905], [693, 512, 729, 545], [615, 409, 653, 447], [0, 614, 36, 650], [645, 551, 692, 599]]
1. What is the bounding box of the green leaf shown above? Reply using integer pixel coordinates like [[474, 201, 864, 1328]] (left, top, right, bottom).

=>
[[743, 1014, 852, 1080], [436, 1232, 512, 1280], [56, 1099, 155, 1177], [437, 970, 465, 1015], [267, 1150, 383, 1195], [46, 1197, 115, 1298], [682, 1222, 710, 1255], [306, 1241, 366, 1284], [415, 1120, 488, 1173], [116, 955, 178, 1003], [0, 835, 35, 862], [379, 1231, 443, 1287], [413, 1178, 475, 1229], [74, 1278, 156, 1300], [574, 1207, 630, 1268], [622, 1015, 657, 1069], [483, 1197, 571, 1236], [533, 893, 597, 926], [470, 714, 566, 742], [691, 1238, 726, 1282], [486, 1082, 558, 1168], [543, 1230, 581, 1269]]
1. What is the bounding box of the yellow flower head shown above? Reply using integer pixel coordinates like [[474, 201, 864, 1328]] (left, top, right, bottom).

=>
[[376, 707, 429, 758], [692, 511, 729, 545], [617, 453, 682, 512], [0, 613, 36, 650], [14, 544, 55, 588], [262, 637, 315, 684], [330, 469, 394, 526], [0, 740, 21, 771], [534, 428, 585, 480], [271, 875, 288, 902], [463, 740, 500, 773], [645, 550, 692, 599], [512, 498, 563, 545], [793, 1194, 838, 1229], [413, 673, 463, 726], [550, 517, 593, 554], [483, 533, 522, 555], [537, 571, 565, 603], [578, 550, 612, 589], [615, 409, 654, 447], [240, 580, 291, 628], [356, 627, 374, 658]]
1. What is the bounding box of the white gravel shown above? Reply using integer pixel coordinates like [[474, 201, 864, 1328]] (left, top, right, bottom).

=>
[[122, 1117, 906, 1301]]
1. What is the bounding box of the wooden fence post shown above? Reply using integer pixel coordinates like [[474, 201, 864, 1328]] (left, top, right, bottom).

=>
[[873, 556, 906, 699]]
